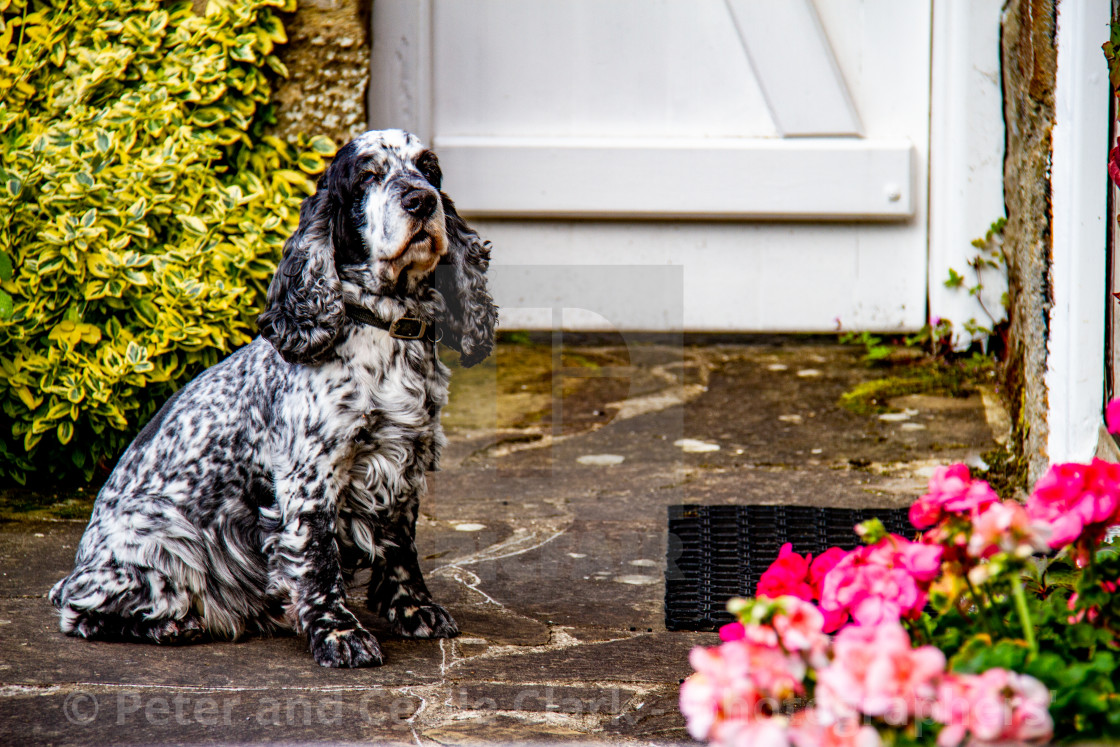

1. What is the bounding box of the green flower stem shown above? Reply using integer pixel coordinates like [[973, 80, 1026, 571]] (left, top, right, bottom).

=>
[[920, 613, 935, 644], [964, 575, 997, 637], [1010, 574, 1038, 655]]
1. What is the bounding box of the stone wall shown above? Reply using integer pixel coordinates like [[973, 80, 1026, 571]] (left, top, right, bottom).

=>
[[1000, 0, 1058, 485], [269, 0, 370, 147]]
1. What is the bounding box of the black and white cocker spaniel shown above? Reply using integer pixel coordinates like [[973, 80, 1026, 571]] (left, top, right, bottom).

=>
[[50, 130, 497, 667]]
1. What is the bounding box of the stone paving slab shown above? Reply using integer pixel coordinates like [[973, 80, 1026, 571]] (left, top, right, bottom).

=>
[[0, 338, 1001, 744], [0, 521, 84, 598], [0, 686, 421, 745]]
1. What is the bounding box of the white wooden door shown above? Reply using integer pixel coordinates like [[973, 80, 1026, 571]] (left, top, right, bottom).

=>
[[370, 0, 932, 332]]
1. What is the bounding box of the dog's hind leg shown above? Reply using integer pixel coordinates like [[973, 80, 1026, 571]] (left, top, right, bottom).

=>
[[50, 564, 206, 644], [366, 500, 459, 639]]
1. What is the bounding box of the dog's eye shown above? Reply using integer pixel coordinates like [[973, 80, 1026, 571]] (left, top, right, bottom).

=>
[[362, 168, 384, 186], [416, 152, 442, 189]]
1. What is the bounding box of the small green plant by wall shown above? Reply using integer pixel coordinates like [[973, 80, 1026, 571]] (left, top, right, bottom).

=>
[[0, 0, 335, 485]]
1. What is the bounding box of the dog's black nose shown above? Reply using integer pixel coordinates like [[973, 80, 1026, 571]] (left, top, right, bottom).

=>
[[402, 189, 437, 219]]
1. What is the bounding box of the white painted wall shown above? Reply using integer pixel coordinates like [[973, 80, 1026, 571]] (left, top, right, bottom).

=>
[[927, 0, 1007, 347]]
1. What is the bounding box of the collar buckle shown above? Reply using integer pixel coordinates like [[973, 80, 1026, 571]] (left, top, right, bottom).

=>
[[388, 317, 428, 340]]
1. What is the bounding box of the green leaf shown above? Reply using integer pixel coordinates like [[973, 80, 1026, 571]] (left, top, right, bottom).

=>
[[264, 54, 289, 77], [0, 252, 11, 282], [307, 135, 337, 156], [125, 341, 145, 365], [177, 215, 208, 235], [0, 290, 12, 320], [296, 152, 326, 174], [230, 43, 256, 62], [192, 107, 226, 127], [258, 13, 287, 42], [6, 177, 21, 197], [49, 41, 67, 67], [135, 299, 158, 325]]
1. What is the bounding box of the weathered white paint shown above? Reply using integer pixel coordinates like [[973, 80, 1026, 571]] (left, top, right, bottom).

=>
[[435, 136, 914, 220], [726, 0, 862, 136], [1046, 0, 1111, 464], [370, 0, 932, 332], [927, 0, 1007, 346]]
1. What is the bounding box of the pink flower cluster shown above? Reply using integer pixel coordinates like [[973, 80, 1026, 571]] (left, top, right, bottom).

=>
[[818, 535, 942, 627], [909, 464, 999, 530], [1025, 459, 1120, 566], [683, 598, 886, 747], [910, 464, 1049, 568], [967, 498, 1049, 560], [680, 598, 814, 745], [682, 615, 1053, 747], [756, 543, 848, 632], [816, 621, 944, 722], [934, 669, 1053, 747]]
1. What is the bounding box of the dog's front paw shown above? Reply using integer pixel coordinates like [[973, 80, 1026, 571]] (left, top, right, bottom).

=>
[[310, 626, 384, 668], [389, 602, 460, 639], [144, 615, 208, 645]]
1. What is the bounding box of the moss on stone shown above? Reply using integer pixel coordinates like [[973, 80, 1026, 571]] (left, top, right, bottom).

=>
[[0, 489, 95, 522], [839, 358, 992, 416], [979, 444, 1030, 498]]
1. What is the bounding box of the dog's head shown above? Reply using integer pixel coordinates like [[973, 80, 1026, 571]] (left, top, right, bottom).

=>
[[257, 129, 497, 367]]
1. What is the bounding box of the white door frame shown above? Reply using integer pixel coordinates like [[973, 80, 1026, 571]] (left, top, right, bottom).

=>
[[1046, 0, 1111, 464]]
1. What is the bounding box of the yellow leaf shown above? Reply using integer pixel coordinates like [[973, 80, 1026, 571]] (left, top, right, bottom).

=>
[[15, 385, 41, 410], [47, 399, 71, 420], [76, 323, 101, 345]]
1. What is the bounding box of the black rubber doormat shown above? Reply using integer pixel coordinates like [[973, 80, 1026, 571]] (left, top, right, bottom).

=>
[[664, 504, 912, 631]]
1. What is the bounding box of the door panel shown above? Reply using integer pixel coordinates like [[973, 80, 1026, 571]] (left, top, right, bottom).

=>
[[370, 0, 932, 331]]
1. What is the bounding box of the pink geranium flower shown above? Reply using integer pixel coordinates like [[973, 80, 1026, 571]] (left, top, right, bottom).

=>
[[809, 547, 851, 631], [816, 621, 945, 721], [680, 638, 807, 742], [1026, 459, 1120, 565], [771, 597, 831, 668], [967, 499, 1050, 559], [819, 535, 942, 626], [757, 544, 815, 601], [710, 717, 792, 747], [934, 670, 1052, 746], [1106, 398, 1120, 434], [1110, 140, 1120, 189], [789, 708, 882, 747], [719, 622, 746, 642], [910, 464, 999, 530], [681, 644, 765, 741], [757, 544, 851, 632]]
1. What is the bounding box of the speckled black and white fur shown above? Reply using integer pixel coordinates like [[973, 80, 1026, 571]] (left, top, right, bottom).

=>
[[49, 130, 497, 667]]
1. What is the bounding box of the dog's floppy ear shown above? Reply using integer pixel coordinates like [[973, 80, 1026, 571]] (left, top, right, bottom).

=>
[[434, 196, 498, 368], [257, 149, 356, 364]]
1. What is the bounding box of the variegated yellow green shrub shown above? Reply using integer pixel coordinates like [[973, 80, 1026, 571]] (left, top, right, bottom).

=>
[[0, 0, 336, 484]]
